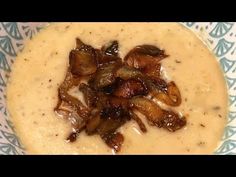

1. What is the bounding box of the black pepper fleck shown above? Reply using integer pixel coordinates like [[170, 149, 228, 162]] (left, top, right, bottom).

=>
[[197, 141, 206, 146], [42, 113, 45, 116], [212, 106, 221, 110], [49, 79, 52, 82], [218, 114, 222, 118], [200, 123, 205, 127], [55, 134, 58, 136], [175, 60, 181, 63]]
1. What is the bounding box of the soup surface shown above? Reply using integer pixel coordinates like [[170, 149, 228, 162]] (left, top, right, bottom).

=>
[[6, 23, 228, 154]]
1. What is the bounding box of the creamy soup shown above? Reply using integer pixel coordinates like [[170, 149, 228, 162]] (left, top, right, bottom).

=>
[[6, 23, 228, 154]]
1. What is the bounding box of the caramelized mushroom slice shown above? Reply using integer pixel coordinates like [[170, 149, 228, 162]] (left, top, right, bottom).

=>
[[150, 81, 182, 106], [100, 78, 123, 94], [124, 45, 167, 79], [76, 38, 96, 53], [95, 41, 122, 66], [102, 132, 124, 152], [55, 99, 73, 117], [69, 49, 97, 76], [55, 69, 81, 115], [66, 121, 85, 143], [97, 104, 130, 134], [115, 65, 143, 80], [69, 38, 98, 76], [55, 99, 87, 142], [88, 62, 121, 89], [101, 40, 119, 57], [130, 96, 165, 123], [59, 91, 90, 119], [66, 132, 78, 143], [129, 110, 147, 133], [86, 111, 101, 135], [58, 69, 80, 93], [113, 78, 148, 98], [124, 45, 168, 69], [157, 111, 186, 132], [96, 50, 122, 66], [143, 63, 161, 78], [108, 96, 130, 110], [79, 83, 98, 108], [97, 118, 125, 136], [100, 105, 130, 120], [130, 96, 186, 131]]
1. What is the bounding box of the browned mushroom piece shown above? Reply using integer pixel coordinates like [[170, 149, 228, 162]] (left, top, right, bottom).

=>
[[95, 105, 129, 152], [95, 40, 122, 66], [130, 96, 165, 123], [58, 69, 81, 93], [66, 118, 87, 143], [69, 38, 97, 76], [100, 104, 130, 120], [102, 132, 124, 152], [124, 45, 168, 68], [150, 81, 182, 106], [69, 50, 97, 76], [97, 118, 125, 136], [149, 77, 168, 92], [113, 78, 148, 98], [59, 92, 90, 119], [157, 111, 186, 132], [107, 96, 130, 109], [55, 99, 87, 143], [130, 96, 185, 131], [66, 132, 78, 143], [55, 100, 71, 120], [55, 68, 89, 121], [144, 63, 162, 78], [101, 40, 119, 57], [124, 45, 168, 81], [79, 83, 98, 108], [88, 61, 121, 89], [115, 65, 143, 80], [86, 111, 101, 135], [129, 110, 147, 133]]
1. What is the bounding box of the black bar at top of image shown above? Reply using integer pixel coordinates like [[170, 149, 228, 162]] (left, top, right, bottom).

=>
[[0, 0, 235, 21]]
